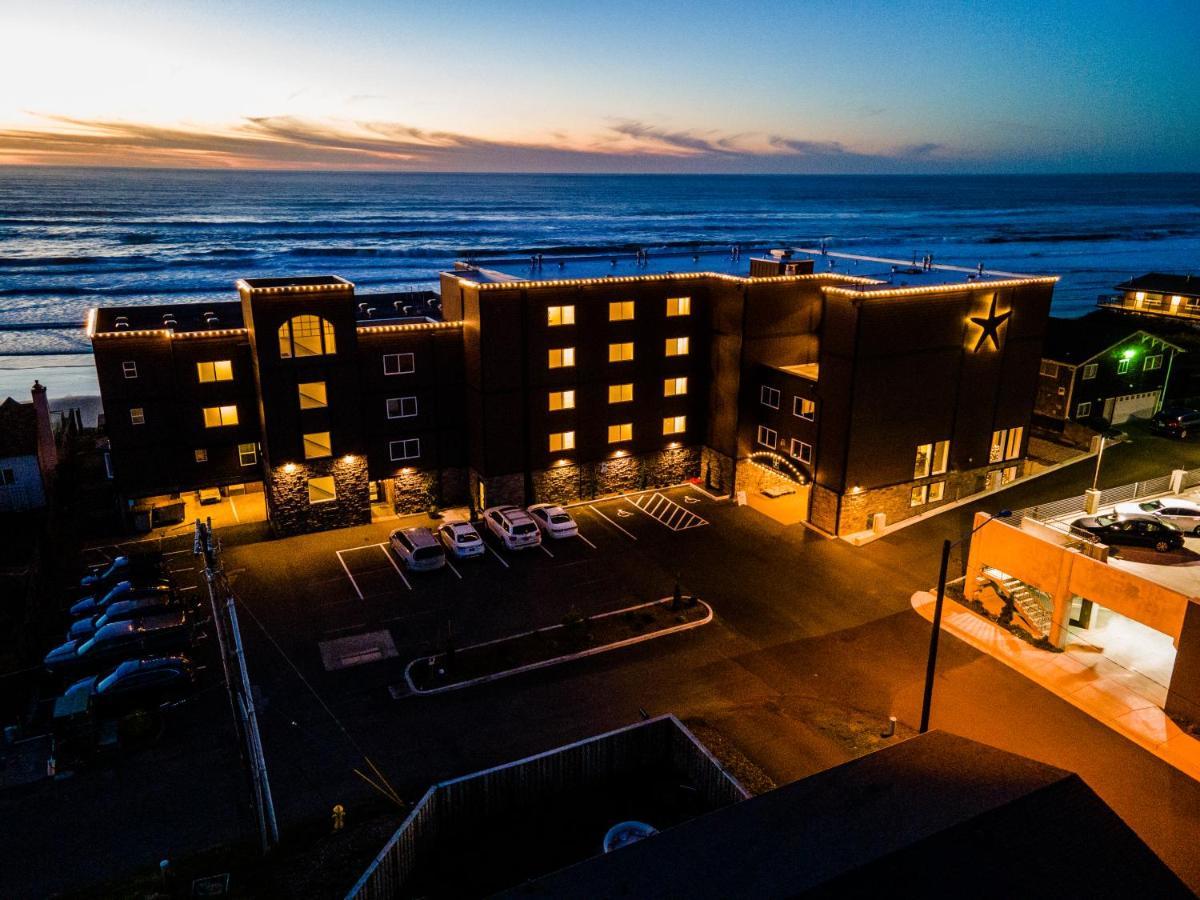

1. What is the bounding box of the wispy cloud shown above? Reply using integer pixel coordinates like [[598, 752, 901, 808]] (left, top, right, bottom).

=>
[[0, 114, 966, 173]]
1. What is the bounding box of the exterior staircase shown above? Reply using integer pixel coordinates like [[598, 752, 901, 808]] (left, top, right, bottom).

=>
[[997, 576, 1052, 637]]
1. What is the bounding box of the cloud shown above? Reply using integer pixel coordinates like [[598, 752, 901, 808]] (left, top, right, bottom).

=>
[[0, 114, 968, 173]]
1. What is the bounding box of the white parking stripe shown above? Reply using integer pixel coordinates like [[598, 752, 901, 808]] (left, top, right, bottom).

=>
[[485, 543, 511, 568], [587, 505, 639, 541], [336, 549, 364, 600], [446, 559, 463, 580], [379, 544, 413, 591], [577, 532, 597, 550], [540, 543, 555, 558]]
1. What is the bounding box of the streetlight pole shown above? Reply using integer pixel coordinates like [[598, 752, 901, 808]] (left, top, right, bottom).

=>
[[919, 509, 1011, 734]]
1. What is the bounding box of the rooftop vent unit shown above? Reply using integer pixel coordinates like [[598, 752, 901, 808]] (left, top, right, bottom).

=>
[[393, 300, 406, 313], [113, 316, 129, 330], [366, 307, 377, 318], [358, 302, 369, 313]]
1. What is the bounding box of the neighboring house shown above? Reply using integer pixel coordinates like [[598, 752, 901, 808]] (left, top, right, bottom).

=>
[[1035, 315, 1184, 431], [1101, 271, 1200, 322], [0, 382, 58, 512]]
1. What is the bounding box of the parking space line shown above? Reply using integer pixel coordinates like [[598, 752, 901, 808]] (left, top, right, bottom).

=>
[[628, 491, 710, 531], [485, 543, 511, 568], [577, 532, 597, 550], [540, 543, 556, 559], [229, 495, 240, 523], [379, 544, 413, 591], [587, 505, 639, 541], [336, 549, 364, 600], [446, 559, 463, 580]]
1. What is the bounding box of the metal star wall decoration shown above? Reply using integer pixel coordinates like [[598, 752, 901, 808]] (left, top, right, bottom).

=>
[[970, 295, 1012, 352]]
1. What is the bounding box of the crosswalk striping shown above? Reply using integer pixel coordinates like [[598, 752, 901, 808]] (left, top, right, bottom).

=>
[[627, 492, 708, 531]]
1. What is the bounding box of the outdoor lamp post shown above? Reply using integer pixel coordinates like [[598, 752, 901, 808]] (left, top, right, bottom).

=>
[[918, 508, 1012, 734]]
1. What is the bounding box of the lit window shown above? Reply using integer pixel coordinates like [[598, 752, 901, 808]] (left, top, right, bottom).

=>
[[389, 438, 420, 461], [547, 305, 575, 326], [194, 448, 207, 463], [910, 485, 929, 507], [548, 347, 576, 369], [549, 431, 575, 452], [932, 439, 950, 475], [197, 360, 233, 383], [1001, 465, 1018, 485], [1076, 401, 1092, 418], [1082, 363, 1098, 380], [298, 381, 327, 409], [790, 438, 812, 464], [928, 481, 946, 502], [989, 430, 1004, 463], [664, 376, 688, 397], [608, 423, 633, 443], [665, 336, 689, 357], [549, 390, 576, 411], [609, 383, 633, 404], [756, 425, 777, 448], [1039, 361, 1058, 378], [130, 407, 145, 426], [608, 342, 634, 362], [761, 386, 781, 409], [1145, 354, 1163, 372], [383, 352, 415, 375], [307, 476, 336, 504], [609, 301, 635, 322], [1004, 426, 1023, 460], [1117, 358, 1132, 375], [666, 296, 691, 317], [203, 405, 238, 428], [122, 361, 138, 379], [279, 315, 335, 358], [303, 432, 332, 459], [794, 397, 815, 420], [663, 415, 687, 436], [914, 444, 932, 479], [238, 443, 257, 467], [386, 396, 418, 419]]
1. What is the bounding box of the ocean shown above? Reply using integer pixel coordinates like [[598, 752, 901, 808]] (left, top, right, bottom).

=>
[[1, 168, 1198, 407]]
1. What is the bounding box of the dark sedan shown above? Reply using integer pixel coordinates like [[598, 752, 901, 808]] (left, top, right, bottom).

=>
[[67, 592, 193, 641], [44, 611, 198, 676], [1070, 514, 1185, 553], [70, 580, 174, 618]]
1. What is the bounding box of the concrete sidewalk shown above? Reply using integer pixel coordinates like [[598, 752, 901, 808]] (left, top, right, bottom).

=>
[[911, 591, 1200, 781]]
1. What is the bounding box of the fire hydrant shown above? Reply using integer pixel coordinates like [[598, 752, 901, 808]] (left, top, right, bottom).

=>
[[332, 804, 346, 831]]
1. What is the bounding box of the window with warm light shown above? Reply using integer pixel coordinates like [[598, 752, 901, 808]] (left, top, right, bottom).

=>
[[932, 439, 950, 475], [390, 438, 420, 461], [609, 383, 633, 404], [386, 396, 418, 419], [547, 305, 575, 326], [794, 397, 815, 420], [609, 342, 634, 362], [203, 405, 238, 428], [307, 476, 336, 504], [548, 390, 575, 411], [663, 415, 686, 436], [914, 443, 932, 479], [304, 431, 332, 459], [989, 427, 1023, 462], [665, 336, 689, 357], [548, 347, 575, 369], [664, 376, 688, 397], [609, 301, 635, 322], [549, 431, 575, 452], [608, 423, 633, 443], [298, 381, 327, 409], [790, 438, 812, 464], [194, 449, 207, 463], [1039, 361, 1059, 378], [929, 481, 946, 502], [197, 360, 233, 383], [279, 315, 336, 358], [1002, 465, 1018, 485], [1004, 426, 1023, 460], [760, 386, 780, 409], [130, 407, 145, 426], [910, 485, 929, 507], [666, 296, 691, 317], [238, 443, 257, 467], [756, 425, 777, 448]]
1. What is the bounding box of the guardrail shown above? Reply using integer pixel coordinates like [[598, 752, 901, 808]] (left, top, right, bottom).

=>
[[1011, 466, 1200, 528]]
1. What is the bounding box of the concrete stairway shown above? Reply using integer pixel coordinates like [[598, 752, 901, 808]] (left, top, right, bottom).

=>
[[998, 576, 1052, 637]]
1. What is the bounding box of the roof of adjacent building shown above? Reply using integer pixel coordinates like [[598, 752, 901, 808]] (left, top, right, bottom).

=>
[[499, 731, 1189, 900], [1041, 314, 1186, 365], [0, 397, 37, 459], [1116, 272, 1200, 298]]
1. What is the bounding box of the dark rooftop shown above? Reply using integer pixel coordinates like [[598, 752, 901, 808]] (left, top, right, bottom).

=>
[[501, 731, 1190, 900], [237, 275, 353, 291], [1116, 272, 1200, 299], [0, 397, 37, 459], [1042, 313, 1185, 364]]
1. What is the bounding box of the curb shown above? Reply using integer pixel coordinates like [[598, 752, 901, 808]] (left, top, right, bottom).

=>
[[403, 597, 714, 695]]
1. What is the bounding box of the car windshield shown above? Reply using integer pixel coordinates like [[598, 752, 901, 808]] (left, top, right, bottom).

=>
[[77, 637, 96, 655], [1095, 516, 1118, 527], [457, 532, 478, 543], [513, 523, 537, 534], [1138, 501, 1163, 512], [550, 514, 572, 524]]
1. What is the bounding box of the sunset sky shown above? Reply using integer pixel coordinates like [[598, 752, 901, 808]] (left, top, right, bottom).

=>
[[1, 0, 1197, 172]]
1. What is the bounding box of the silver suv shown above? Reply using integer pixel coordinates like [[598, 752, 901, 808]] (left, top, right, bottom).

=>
[[483, 505, 542, 550], [389, 527, 447, 571]]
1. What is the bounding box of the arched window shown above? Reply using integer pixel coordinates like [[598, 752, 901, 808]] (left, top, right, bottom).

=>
[[278, 315, 336, 358]]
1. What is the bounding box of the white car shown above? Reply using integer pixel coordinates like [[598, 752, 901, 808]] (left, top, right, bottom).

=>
[[438, 521, 485, 558], [483, 505, 542, 550], [388, 527, 446, 572], [527, 503, 579, 539], [1114, 497, 1200, 534]]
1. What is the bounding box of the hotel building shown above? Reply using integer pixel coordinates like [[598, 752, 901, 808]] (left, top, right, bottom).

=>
[[90, 249, 1056, 537]]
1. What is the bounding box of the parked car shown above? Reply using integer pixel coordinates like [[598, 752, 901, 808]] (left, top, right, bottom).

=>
[[527, 503, 579, 539], [1070, 514, 1185, 553], [44, 611, 199, 676], [70, 580, 174, 618], [1150, 407, 1200, 439], [68, 592, 191, 641], [389, 527, 446, 571], [437, 521, 485, 558], [483, 505, 542, 550], [1114, 497, 1200, 534], [80, 553, 164, 591], [58, 656, 197, 715]]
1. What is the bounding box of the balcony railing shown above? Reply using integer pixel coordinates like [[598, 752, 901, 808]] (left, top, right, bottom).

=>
[[1097, 294, 1200, 319]]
